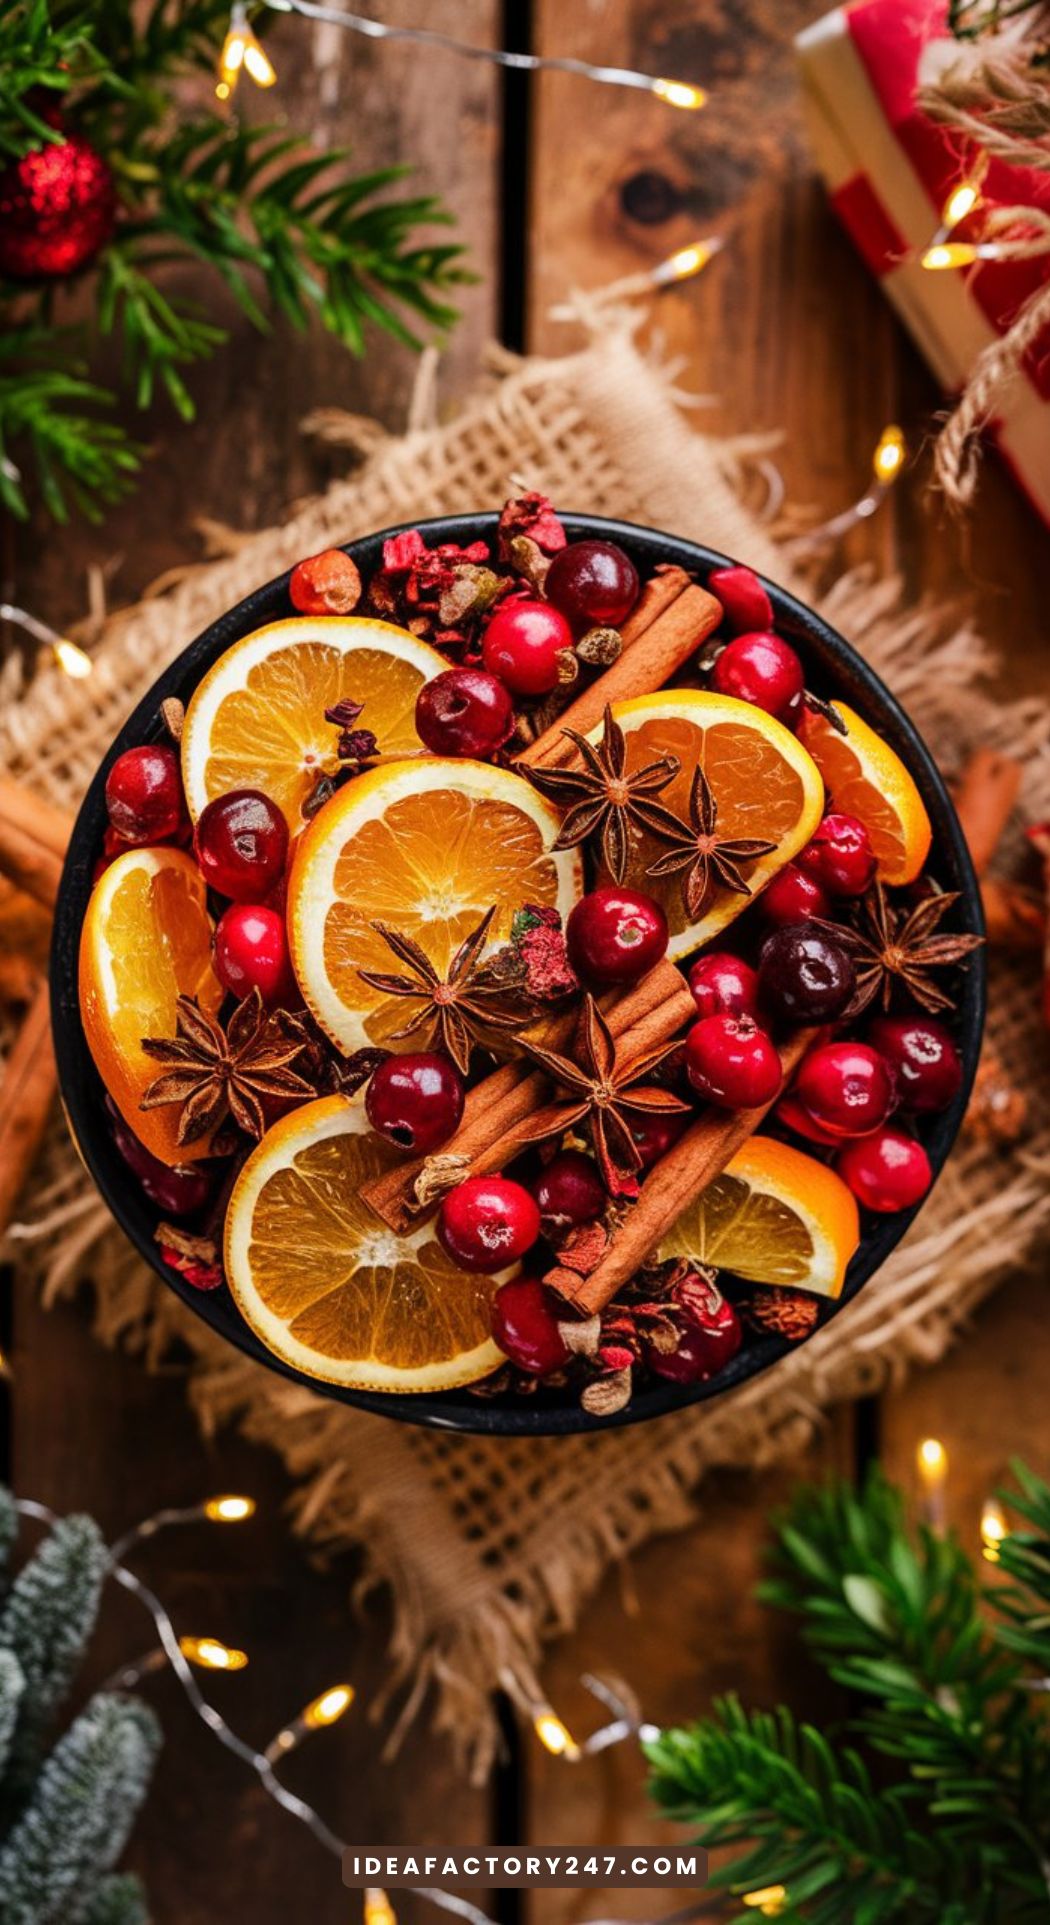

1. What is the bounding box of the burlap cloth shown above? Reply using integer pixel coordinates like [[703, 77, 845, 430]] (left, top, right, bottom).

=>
[[4, 322, 1049, 1777]]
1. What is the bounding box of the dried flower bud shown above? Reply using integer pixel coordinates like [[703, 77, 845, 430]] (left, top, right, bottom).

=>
[[576, 626, 623, 668], [747, 1287, 819, 1342]]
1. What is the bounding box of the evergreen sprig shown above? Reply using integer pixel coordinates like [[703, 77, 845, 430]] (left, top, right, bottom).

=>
[[1, 0, 469, 522], [0, 1488, 158, 1922], [646, 1464, 1050, 1923]]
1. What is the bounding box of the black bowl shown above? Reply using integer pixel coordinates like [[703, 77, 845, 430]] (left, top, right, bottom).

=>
[[52, 514, 985, 1435]]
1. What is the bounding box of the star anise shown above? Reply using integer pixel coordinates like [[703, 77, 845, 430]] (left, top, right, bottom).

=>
[[515, 704, 683, 884], [813, 879, 984, 1017], [514, 994, 689, 1196], [140, 990, 315, 1146], [357, 906, 525, 1074], [643, 764, 776, 918]]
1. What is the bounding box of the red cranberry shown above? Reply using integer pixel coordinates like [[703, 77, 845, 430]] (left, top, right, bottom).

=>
[[481, 600, 571, 696], [288, 548, 361, 616], [685, 1013, 782, 1109], [687, 951, 759, 1020], [836, 1127, 932, 1212], [797, 813, 876, 899], [711, 632, 805, 727], [491, 1276, 570, 1376], [566, 886, 668, 986], [106, 1098, 213, 1216], [628, 1110, 690, 1171], [795, 1041, 896, 1138], [774, 1092, 843, 1147], [105, 745, 184, 844], [214, 904, 296, 1008], [194, 789, 288, 901], [758, 924, 855, 1024], [415, 667, 514, 759], [707, 564, 773, 636], [760, 863, 831, 925], [645, 1274, 742, 1383], [438, 1176, 541, 1273], [530, 1150, 607, 1235], [545, 539, 640, 634], [365, 1052, 465, 1153], [867, 1016, 963, 1115]]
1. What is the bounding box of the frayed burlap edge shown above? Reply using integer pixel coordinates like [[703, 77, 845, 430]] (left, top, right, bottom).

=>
[[4, 318, 1050, 1779]]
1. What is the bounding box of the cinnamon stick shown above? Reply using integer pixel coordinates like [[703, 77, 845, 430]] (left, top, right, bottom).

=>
[[618, 565, 692, 647], [0, 776, 73, 910], [0, 977, 56, 1238], [361, 958, 693, 1235], [550, 1027, 817, 1318], [519, 582, 722, 772], [953, 748, 1021, 878]]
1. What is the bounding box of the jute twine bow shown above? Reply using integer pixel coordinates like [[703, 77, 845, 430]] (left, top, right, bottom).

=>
[[918, 36, 1050, 507]]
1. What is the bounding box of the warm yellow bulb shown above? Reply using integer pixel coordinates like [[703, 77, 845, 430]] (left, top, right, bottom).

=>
[[669, 243, 712, 279], [179, 1635, 249, 1672], [872, 424, 906, 483], [242, 35, 277, 86], [981, 1498, 1008, 1564], [303, 1684, 354, 1729], [364, 1891, 397, 1925], [52, 637, 92, 678], [653, 77, 707, 110], [533, 1708, 580, 1759], [922, 241, 979, 271], [743, 1889, 788, 1917], [219, 26, 247, 75], [204, 1495, 256, 1522], [942, 180, 981, 229], [918, 1437, 947, 1476]]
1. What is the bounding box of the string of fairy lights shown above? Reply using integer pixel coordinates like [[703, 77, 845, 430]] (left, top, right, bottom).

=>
[[11, 1469, 1013, 1923]]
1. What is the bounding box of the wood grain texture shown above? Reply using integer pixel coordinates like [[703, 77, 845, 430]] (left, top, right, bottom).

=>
[[5, 0, 1050, 1913], [523, 3, 1050, 1914]]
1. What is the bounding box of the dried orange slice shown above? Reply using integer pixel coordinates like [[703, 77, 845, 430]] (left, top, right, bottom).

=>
[[224, 1095, 505, 1391], [659, 1136, 859, 1299], [288, 758, 582, 1056], [597, 691, 824, 960], [181, 616, 447, 832], [798, 700, 931, 886], [78, 847, 223, 1164]]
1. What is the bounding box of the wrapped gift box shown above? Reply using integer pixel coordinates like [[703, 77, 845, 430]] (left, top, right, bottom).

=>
[[797, 0, 1050, 525]]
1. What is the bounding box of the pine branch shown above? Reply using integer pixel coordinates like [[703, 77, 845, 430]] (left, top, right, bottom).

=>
[[0, 1514, 109, 1780], [647, 1468, 1050, 1922], [0, 1695, 160, 1924], [647, 1697, 963, 1923], [0, 328, 142, 522], [76, 1871, 151, 1925]]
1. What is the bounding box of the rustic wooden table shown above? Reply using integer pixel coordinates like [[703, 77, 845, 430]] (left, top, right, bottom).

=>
[[10, 5, 1050, 1922]]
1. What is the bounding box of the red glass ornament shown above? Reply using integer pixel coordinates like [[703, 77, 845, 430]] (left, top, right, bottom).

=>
[[0, 134, 116, 280]]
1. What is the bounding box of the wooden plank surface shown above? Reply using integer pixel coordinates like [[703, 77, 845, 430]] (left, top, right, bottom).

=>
[[522, 3, 1050, 1916], [5, 0, 1050, 1918], [8, 7, 501, 1921]]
